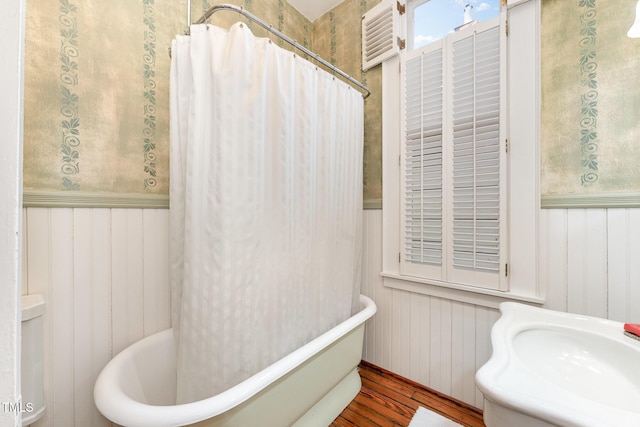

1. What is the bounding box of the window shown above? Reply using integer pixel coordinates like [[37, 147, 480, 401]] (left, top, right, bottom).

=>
[[408, 0, 501, 50], [375, 0, 545, 303], [401, 11, 507, 291]]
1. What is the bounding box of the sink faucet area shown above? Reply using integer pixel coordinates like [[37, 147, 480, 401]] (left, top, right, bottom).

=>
[[475, 302, 640, 427]]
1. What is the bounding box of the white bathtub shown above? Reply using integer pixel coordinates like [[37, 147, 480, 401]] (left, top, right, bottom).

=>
[[94, 294, 376, 427]]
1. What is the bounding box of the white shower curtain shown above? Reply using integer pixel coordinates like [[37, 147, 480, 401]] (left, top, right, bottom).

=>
[[169, 22, 364, 403]]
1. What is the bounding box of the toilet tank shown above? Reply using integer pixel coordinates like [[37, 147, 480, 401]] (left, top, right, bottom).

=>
[[21, 294, 45, 426]]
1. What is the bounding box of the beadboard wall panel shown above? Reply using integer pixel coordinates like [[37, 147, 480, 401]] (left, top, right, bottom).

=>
[[566, 209, 608, 318], [360, 210, 499, 409], [362, 208, 640, 410], [21, 207, 640, 425], [539, 208, 640, 323], [538, 208, 568, 312], [23, 208, 170, 427], [607, 209, 640, 323]]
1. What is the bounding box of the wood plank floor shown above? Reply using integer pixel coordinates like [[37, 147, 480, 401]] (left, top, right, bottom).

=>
[[331, 362, 486, 427]]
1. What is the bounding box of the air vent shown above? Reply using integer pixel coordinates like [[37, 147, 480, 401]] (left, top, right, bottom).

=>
[[362, 0, 403, 71]]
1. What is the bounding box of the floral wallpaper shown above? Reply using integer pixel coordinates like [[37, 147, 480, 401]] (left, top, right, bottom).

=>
[[315, 0, 383, 204], [24, 0, 186, 196], [541, 0, 640, 197], [36, 0, 640, 206], [58, 0, 80, 190], [23, 0, 382, 204]]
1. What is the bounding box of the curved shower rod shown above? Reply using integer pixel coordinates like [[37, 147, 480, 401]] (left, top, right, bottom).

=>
[[187, 3, 371, 99]]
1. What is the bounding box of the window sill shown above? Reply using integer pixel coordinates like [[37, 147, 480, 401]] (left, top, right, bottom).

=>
[[381, 272, 545, 309]]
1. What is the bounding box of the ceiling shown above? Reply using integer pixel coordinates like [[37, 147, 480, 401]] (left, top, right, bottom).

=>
[[287, 0, 346, 21]]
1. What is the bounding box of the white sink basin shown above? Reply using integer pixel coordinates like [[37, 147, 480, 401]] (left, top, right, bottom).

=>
[[514, 328, 640, 411], [476, 303, 640, 427]]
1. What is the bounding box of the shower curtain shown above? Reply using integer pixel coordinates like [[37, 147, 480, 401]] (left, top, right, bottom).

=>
[[169, 22, 364, 403]]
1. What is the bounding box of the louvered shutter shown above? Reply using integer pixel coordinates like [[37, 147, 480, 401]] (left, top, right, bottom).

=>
[[401, 42, 444, 280], [362, 0, 403, 71], [400, 16, 506, 290], [447, 20, 504, 289]]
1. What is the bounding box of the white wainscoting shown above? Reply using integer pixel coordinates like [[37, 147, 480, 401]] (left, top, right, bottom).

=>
[[21, 207, 640, 425], [22, 208, 171, 427], [362, 207, 640, 410], [539, 208, 640, 322], [361, 209, 499, 409]]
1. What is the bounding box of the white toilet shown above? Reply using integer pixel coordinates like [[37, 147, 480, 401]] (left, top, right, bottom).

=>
[[21, 294, 45, 426]]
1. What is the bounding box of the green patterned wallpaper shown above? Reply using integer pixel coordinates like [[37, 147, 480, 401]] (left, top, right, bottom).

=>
[[31, 0, 640, 207], [194, 0, 311, 47], [315, 0, 383, 204], [23, 0, 381, 205], [24, 0, 186, 196], [541, 0, 640, 198]]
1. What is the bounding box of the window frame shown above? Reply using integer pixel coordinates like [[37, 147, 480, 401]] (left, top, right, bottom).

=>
[[406, 0, 427, 51], [380, 0, 543, 307], [401, 15, 508, 292], [407, 0, 502, 51]]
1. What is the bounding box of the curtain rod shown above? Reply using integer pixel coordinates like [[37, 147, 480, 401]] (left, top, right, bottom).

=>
[[187, 3, 371, 99]]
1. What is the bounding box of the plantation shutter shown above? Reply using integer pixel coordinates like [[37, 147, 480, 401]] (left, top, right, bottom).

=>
[[401, 42, 444, 280], [362, 0, 404, 71], [448, 23, 504, 289], [400, 17, 507, 290]]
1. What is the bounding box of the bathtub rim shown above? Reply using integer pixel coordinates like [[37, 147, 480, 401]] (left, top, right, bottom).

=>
[[475, 302, 640, 427], [94, 294, 376, 427]]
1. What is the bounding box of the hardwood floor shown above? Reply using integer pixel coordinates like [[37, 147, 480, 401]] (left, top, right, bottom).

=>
[[331, 362, 486, 427]]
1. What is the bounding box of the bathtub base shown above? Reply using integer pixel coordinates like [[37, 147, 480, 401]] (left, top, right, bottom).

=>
[[186, 369, 360, 427], [292, 368, 360, 427], [186, 325, 365, 427]]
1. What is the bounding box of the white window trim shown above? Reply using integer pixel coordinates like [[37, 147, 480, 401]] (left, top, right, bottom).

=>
[[381, 0, 543, 308], [406, 0, 426, 51]]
